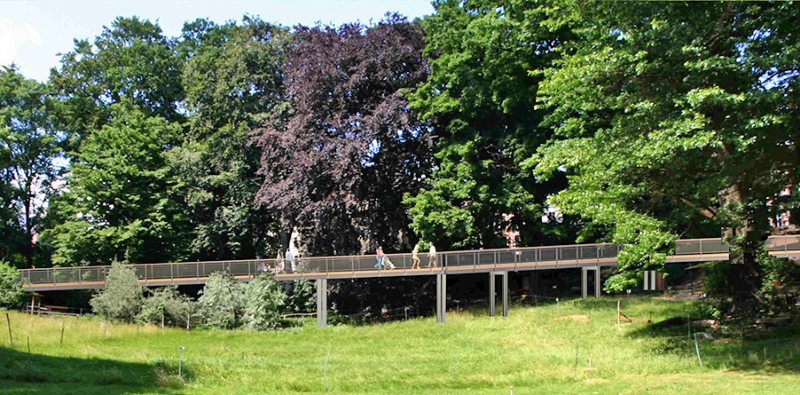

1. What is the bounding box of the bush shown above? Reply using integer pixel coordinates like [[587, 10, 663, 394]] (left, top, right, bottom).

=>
[[136, 286, 195, 328], [284, 280, 315, 314], [0, 261, 26, 309], [242, 272, 285, 330], [198, 271, 244, 329], [89, 261, 143, 322]]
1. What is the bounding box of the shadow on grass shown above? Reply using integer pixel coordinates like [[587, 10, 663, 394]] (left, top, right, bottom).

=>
[[0, 347, 187, 394], [625, 313, 800, 374]]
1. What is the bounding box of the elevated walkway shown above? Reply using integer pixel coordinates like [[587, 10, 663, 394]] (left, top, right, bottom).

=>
[[17, 236, 800, 327]]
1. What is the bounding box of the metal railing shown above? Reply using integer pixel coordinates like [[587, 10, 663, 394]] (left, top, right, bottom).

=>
[[675, 235, 800, 255], [20, 235, 800, 290], [18, 242, 622, 289]]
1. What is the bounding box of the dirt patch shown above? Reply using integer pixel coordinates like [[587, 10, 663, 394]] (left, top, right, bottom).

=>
[[554, 315, 590, 322]]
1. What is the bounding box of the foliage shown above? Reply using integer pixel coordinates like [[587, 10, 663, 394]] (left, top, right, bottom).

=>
[[89, 261, 143, 322], [170, 17, 286, 261], [49, 16, 185, 142], [44, 103, 190, 266], [0, 66, 64, 268], [284, 280, 316, 314], [252, 14, 431, 255], [0, 260, 25, 308], [197, 271, 244, 329], [136, 286, 195, 328], [404, 0, 579, 250], [242, 272, 284, 330], [531, 1, 800, 310]]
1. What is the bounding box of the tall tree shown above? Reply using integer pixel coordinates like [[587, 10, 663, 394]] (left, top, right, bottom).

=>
[[0, 66, 64, 267], [404, 0, 579, 251], [533, 1, 800, 312], [49, 16, 184, 146], [172, 17, 286, 260], [44, 103, 189, 266], [252, 14, 430, 255]]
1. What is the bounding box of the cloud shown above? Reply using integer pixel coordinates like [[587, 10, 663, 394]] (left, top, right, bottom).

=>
[[0, 18, 43, 68]]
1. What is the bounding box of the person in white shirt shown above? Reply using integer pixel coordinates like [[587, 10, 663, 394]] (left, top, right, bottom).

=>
[[427, 242, 437, 268]]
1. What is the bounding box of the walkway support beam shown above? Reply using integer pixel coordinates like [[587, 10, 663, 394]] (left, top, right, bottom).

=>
[[502, 271, 509, 317], [489, 273, 496, 317], [582, 268, 588, 299], [594, 266, 602, 299], [436, 273, 446, 323], [316, 278, 327, 328], [582, 267, 602, 299]]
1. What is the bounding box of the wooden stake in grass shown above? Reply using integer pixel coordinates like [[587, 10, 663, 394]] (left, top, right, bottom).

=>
[[5, 313, 11, 345], [574, 340, 579, 372], [617, 300, 621, 328], [451, 347, 455, 379], [323, 347, 331, 391], [60, 320, 65, 346]]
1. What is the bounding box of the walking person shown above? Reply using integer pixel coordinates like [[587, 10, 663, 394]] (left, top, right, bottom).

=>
[[285, 250, 294, 273], [411, 244, 421, 269], [427, 241, 437, 268], [374, 246, 385, 269]]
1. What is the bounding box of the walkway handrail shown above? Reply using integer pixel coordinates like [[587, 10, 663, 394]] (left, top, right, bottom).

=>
[[18, 235, 800, 289], [18, 242, 623, 288]]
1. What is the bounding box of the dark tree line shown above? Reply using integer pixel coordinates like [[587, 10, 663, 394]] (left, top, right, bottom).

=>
[[2, 1, 799, 317]]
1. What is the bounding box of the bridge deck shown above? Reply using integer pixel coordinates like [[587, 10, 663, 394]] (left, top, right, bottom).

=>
[[18, 236, 800, 292]]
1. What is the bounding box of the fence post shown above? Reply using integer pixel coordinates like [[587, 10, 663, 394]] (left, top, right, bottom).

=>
[[78, 267, 82, 286]]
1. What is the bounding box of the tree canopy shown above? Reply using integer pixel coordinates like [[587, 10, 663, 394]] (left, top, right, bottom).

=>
[[532, 0, 800, 309]]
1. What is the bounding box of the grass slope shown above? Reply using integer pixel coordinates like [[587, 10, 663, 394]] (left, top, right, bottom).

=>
[[2, 298, 799, 394]]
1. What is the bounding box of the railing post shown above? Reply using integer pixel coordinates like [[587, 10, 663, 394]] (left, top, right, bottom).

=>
[[325, 257, 329, 278], [170, 264, 174, 284], [78, 267, 81, 286], [196, 263, 200, 281], [352, 256, 355, 277], [699, 239, 703, 259]]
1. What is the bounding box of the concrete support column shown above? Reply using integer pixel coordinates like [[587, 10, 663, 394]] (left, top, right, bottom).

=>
[[581, 267, 588, 299], [594, 266, 602, 298], [316, 278, 327, 328], [502, 271, 509, 317], [489, 273, 496, 316], [436, 273, 446, 323]]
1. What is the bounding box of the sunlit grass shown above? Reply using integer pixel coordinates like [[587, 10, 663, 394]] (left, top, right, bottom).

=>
[[2, 297, 799, 394]]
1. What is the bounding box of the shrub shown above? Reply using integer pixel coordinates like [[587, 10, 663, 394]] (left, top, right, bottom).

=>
[[242, 272, 285, 330], [284, 280, 315, 314], [0, 261, 26, 309], [198, 271, 244, 329], [89, 261, 143, 322], [136, 286, 195, 328]]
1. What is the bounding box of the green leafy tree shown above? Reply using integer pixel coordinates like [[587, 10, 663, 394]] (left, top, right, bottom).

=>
[[49, 16, 184, 144], [242, 272, 285, 330], [0, 66, 64, 268], [89, 261, 143, 322], [44, 103, 190, 266], [171, 17, 286, 261], [405, 0, 578, 250], [0, 260, 26, 309], [136, 286, 195, 328], [198, 271, 244, 329], [532, 1, 800, 312]]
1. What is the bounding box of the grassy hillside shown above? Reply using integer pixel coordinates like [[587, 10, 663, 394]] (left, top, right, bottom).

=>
[[2, 298, 799, 394]]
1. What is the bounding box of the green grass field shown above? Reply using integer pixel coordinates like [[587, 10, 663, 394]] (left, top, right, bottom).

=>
[[2, 298, 799, 394]]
